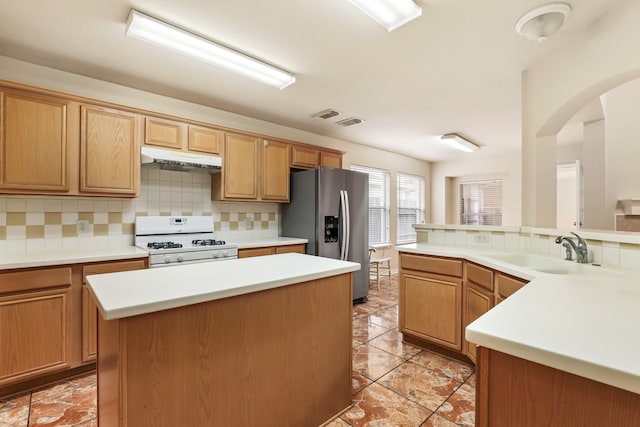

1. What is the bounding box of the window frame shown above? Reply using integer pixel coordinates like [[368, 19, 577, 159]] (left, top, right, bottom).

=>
[[396, 172, 425, 244], [459, 179, 503, 226], [350, 164, 390, 246]]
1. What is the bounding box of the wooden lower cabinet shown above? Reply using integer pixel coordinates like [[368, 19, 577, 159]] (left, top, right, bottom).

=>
[[463, 284, 493, 362], [401, 270, 462, 351], [98, 273, 353, 426], [399, 252, 527, 363], [0, 268, 73, 386], [463, 262, 494, 363], [476, 347, 640, 427], [238, 244, 305, 258], [81, 259, 147, 362]]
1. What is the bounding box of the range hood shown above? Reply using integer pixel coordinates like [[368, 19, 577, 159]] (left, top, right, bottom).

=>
[[141, 146, 222, 173]]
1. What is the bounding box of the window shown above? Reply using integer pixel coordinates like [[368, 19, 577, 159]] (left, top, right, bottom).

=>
[[397, 173, 425, 243], [351, 165, 390, 245], [460, 180, 502, 225]]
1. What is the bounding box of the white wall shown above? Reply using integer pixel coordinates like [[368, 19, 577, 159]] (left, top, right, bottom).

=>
[[430, 151, 521, 226], [603, 78, 640, 224], [521, 0, 640, 227]]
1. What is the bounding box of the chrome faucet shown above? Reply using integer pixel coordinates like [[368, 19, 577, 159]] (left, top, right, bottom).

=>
[[555, 232, 589, 264]]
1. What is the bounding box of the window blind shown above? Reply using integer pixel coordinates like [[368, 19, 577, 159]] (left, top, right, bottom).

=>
[[397, 173, 425, 243], [351, 165, 390, 245], [460, 180, 502, 225]]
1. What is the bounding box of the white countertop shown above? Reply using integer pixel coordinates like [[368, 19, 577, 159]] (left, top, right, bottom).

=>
[[396, 243, 640, 395], [0, 246, 149, 270], [87, 253, 359, 321], [235, 236, 308, 249]]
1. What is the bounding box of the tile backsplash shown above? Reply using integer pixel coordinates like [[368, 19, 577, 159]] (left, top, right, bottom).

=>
[[0, 167, 279, 255], [416, 226, 640, 271]]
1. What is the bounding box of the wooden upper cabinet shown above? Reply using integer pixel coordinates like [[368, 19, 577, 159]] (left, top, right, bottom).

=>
[[144, 116, 187, 150], [80, 105, 139, 196], [221, 132, 259, 199], [188, 125, 223, 155], [320, 151, 342, 169], [291, 145, 319, 169], [261, 139, 289, 201], [0, 89, 70, 191]]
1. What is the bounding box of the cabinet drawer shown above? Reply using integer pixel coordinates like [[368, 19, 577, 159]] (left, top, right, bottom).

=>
[[82, 259, 147, 284], [496, 273, 528, 299], [275, 244, 305, 254], [400, 254, 463, 278], [238, 247, 276, 258], [0, 267, 72, 294], [466, 262, 494, 291]]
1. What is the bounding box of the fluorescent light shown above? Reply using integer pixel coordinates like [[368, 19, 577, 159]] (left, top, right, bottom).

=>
[[440, 133, 480, 153], [125, 10, 296, 89], [346, 0, 422, 32]]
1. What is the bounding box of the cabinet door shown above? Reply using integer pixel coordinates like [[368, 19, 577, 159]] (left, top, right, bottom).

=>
[[320, 151, 342, 169], [188, 125, 223, 155], [80, 105, 139, 196], [1, 90, 69, 191], [144, 117, 187, 150], [401, 271, 462, 350], [261, 139, 290, 201], [463, 284, 493, 363], [223, 133, 259, 199], [0, 288, 71, 385], [82, 259, 147, 362], [291, 145, 319, 169]]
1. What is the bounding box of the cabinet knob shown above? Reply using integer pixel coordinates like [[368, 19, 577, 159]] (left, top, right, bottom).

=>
[[263, 139, 268, 147]]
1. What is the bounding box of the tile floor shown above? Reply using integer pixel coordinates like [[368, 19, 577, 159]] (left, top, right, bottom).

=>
[[0, 274, 475, 427]]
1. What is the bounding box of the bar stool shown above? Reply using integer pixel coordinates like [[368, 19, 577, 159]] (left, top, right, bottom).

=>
[[368, 247, 392, 290]]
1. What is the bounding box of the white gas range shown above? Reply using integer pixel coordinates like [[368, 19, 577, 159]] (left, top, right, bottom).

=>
[[135, 216, 238, 267]]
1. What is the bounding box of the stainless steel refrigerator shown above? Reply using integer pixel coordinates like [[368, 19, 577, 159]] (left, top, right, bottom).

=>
[[282, 167, 369, 302]]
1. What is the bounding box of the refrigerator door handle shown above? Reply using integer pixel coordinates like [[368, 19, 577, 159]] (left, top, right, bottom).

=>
[[339, 190, 347, 260], [344, 190, 351, 260]]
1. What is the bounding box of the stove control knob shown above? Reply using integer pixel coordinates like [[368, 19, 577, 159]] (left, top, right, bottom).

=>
[[177, 255, 184, 262], [222, 250, 229, 258], [213, 252, 220, 259], [164, 255, 171, 264]]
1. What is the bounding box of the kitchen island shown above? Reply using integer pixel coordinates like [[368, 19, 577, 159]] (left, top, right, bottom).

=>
[[87, 253, 359, 427]]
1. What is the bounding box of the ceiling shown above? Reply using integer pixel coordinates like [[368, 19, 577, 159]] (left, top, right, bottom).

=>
[[0, 0, 622, 162]]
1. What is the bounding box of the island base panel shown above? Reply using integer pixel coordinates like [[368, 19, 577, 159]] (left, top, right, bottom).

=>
[[476, 347, 640, 427], [97, 273, 353, 427]]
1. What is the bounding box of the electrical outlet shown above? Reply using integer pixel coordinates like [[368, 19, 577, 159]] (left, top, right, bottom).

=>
[[76, 220, 90, 234], [475, 231, 490, 243], [245, 217, 253, 229]]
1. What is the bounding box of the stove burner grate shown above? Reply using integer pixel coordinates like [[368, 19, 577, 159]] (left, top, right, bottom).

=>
[[147, 242, 183, 250]]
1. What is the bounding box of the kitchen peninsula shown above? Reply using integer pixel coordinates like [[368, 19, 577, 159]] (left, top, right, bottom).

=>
[[87, 253, 359, 427], [397, 243, 640, 426]]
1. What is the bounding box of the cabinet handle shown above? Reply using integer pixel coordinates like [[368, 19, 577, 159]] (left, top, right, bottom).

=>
[[263, 139, 268, 147]]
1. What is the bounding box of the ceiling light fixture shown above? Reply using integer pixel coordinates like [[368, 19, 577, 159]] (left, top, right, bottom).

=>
[[125, 10, 296, 89], [515, 3, 571, 42], [440, 133, 480, 153], [346, 0, 422, 32]]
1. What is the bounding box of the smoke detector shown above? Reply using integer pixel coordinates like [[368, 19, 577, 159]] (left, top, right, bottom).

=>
[[312, 109, 341, 120], [335, 117, 365, 127], [515, 2, 571, 42]]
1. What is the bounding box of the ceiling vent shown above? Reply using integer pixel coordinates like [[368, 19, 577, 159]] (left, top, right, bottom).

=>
[[335, 117, 365, 127], [312, 109, 341, 120]]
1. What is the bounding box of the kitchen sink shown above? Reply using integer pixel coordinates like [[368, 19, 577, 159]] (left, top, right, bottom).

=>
[[484, 253, 620, 275]]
